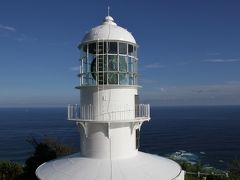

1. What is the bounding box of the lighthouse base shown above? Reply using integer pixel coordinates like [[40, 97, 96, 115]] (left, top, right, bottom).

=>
[[36, 151, 185, 180]]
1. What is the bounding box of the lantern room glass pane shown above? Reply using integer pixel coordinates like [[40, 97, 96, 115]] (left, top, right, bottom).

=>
[[129, 74, 134, 85], [98, 42, 104, 54], [88, 43, 96, 54], [128, 44, 134, 56], [128, 57, 133, 72], [108, 42, 118, 54], [108, 73, 118, 84], [80, 41, 138, 86], [108, 55, 118, 71], [119, 73, 129, 85], [134, 46, 137, 57], [83, 44, 87, 53], [119, 56, 127, 72], [119, 43, 127, 54]]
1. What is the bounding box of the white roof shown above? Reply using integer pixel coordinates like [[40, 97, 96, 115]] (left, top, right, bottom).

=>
[[81, 16, 136, 44], [36, 152, 183, 180]]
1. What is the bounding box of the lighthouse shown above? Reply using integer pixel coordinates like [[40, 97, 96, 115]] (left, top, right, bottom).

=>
[[36, 15, 185, 180]]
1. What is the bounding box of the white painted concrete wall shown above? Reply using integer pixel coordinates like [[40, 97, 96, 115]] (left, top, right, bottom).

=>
[[80, 86, 138, 121], [79, 122, 138, 159], [79, 86, 139, 159]]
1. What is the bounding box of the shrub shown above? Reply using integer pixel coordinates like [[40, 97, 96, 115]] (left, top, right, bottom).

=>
[[20, 137, 74, 180], [0, 161, 23, 180]]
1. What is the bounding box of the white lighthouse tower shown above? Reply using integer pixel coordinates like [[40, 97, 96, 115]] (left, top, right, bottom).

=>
[[36, 15, 185, 180]]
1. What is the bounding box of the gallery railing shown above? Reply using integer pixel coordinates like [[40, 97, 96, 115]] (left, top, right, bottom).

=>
[[68, 104, 150, 122]]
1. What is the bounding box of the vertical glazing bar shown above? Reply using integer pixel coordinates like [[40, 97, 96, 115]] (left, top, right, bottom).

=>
[[81, 54, 84, 86], [87, 44, 89, 85], [93, 104, 94, 120], [106, 42, 109, 85], [117, 42, 119, 85], [102, 41, 104, 85], [96, 41, 98, 85], [135, 45, 138, 85]]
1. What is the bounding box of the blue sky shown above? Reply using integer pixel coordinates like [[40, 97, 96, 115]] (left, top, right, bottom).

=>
[[0, 0, 240, 107]]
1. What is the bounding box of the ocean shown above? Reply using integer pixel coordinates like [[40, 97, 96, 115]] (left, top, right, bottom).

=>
[[0, 106, 240, 170]]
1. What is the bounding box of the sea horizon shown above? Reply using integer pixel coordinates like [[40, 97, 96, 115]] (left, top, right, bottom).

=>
[[1, 105, 240, 170], [1, 104, 240, 108]]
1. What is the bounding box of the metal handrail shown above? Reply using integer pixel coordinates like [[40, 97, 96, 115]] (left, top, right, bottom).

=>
[[68, 104, 150, 122]]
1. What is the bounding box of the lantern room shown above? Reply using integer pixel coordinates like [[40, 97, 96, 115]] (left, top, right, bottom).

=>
[[77, 16, 138, 86]]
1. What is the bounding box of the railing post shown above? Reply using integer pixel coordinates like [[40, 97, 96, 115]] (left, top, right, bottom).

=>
[[148, 104, 150, 118], [89, 104, 91, 120], [68, 104, 150, 121], [87, 105, 89, 120], [76, 105, 77, 119], [81, 106, 83, 119], [67, 104, 70, 119], [71, 105, 73, 119], [146, 104, 148, 117], [83, 105, 85, 120]]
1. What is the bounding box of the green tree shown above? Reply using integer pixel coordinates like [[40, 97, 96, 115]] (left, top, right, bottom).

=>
[[229, 159, 240, 180], [0, 161, 23, 180], [19, 137, 74, 180]]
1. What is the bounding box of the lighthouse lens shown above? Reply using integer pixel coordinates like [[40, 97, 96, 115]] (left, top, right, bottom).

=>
[[108, 55, 118, 71], [119, 56, 127, 72], [85, 41, 137, 86], [119, 56, 128, 85]]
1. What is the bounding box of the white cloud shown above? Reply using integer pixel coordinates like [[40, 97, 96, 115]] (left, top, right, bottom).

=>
[[204, 58, 240, 63], [0, 24, 16, 32], [145, 63, 165, 69], [226, 80, 240, 85], [0, 24, 37, 42], [140, 82, 240, 106]]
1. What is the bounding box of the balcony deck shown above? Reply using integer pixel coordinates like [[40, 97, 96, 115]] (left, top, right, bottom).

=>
[[68, 104, 150, 123]]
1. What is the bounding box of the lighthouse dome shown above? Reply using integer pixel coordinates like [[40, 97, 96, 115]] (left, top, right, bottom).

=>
[[81, 16, 136, 44]]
